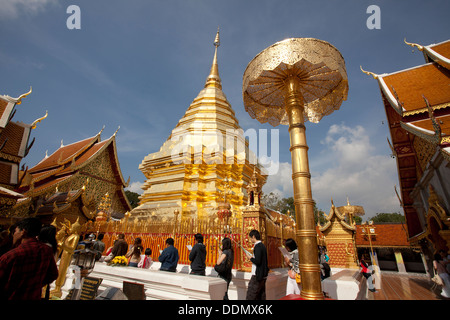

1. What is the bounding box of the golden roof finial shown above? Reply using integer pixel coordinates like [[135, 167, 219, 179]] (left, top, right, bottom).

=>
[[347, 196, 350, 206], [360, 66, 379, 79], [113, 125, 120, 137], [30, 110, 48, 129], [15, 86, 32, 105], [214, 26, 220, 47], [205, 27, 222, 89], [404, 38, 424, 51]]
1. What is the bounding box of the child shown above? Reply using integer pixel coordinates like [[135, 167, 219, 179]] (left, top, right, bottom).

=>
[[138, 248, 152, 269]]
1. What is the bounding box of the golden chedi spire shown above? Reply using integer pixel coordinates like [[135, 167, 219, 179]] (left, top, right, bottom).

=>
[[134, 28, 266, 222], [204, 27, 222, 89]]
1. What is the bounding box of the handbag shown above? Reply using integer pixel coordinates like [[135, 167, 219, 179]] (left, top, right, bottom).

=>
[[288, 268, 301, 284], [432, 269, 444, 286], [215, 251, 230, 274]]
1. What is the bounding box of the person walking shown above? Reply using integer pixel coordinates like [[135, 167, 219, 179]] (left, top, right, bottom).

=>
[[433, 252, 450, 298], [245, 229, 269, 300], [284, 238, 301, 295], [159, 237, 179, 272], [0, 218, 58, 300], [215, 237, 234, 300], [189, 233, 206, 276], [360, 255, 376, 293]]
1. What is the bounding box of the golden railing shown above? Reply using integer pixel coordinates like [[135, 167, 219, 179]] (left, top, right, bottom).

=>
[[85, 213, 295, 270]]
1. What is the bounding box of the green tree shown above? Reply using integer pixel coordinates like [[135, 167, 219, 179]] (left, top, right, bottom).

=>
[[370, 212, 405, 223], [125, 190, 140, 209], [262, 193, 327, 225]]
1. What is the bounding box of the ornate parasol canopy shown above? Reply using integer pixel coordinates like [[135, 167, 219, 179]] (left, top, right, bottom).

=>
[[337, 197, 365, 217], [243, 38, 348, 126], [337, 204, 365, 217]]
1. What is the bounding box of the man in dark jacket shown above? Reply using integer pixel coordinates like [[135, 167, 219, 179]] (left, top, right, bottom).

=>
[[159, 237, 179, 272], [245, 229, 269, 300], [189, 233, 206, 275]]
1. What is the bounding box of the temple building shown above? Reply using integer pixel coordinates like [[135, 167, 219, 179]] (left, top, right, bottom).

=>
[[132, 29, 266, 222], [362, 39, 450, 270], [10, 127, 132, 225], [0, 88, 46, 223]]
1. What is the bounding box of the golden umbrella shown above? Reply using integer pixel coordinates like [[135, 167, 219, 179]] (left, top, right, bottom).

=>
[[243, 38, 348, 300]]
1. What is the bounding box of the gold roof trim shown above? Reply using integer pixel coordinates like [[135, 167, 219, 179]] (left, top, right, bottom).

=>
[[402, 101, 450, 117], [1, 87, 32, 105], [405, 38, 450, 69], [31, 110, 48, 129]]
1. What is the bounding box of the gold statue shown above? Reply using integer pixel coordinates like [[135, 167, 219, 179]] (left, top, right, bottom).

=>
[[51, 218, 82, 298], [52, 218, 71, 258]]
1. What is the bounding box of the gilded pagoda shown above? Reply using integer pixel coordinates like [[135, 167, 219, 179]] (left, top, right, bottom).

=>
[[362, 39, 450, 267], [132, 29, 266, 223]]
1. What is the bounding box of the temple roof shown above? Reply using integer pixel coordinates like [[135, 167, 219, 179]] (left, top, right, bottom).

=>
[[29, 134, 101, 174], [320, 200, 356, 233], [355, 223, 411, 248], [362, 39, 450, 153], [362, 39, 450, 239], [0, 87, 32, 130], [19, 129, 129, 202]]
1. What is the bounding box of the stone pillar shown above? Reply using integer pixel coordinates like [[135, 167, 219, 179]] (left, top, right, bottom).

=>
[[394, 249, 407, 273]]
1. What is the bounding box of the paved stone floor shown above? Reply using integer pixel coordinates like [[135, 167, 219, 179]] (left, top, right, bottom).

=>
[[367, 272, 450, 300]]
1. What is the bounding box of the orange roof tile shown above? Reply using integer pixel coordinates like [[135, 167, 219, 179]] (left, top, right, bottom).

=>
[[29, 135, 99, 173], [429, 41, 450, 59], [355, 223, 411, 247], [0, 121, 30, 160], [381, 63, 450, 114]]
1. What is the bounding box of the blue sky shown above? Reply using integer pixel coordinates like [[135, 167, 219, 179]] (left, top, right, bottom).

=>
[[1, 0, 449, 219]]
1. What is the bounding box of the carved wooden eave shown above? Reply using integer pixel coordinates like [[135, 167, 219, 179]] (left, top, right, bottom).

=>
[[320, 202, 356, 233], [34, 187, 95, 220]]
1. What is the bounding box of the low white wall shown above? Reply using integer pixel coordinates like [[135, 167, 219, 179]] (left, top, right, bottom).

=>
[[59, 261, 289, 300], [321, 268, 367, 300]]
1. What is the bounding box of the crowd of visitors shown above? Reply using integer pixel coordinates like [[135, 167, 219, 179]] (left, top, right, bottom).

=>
[[12, 217, 445, 301]]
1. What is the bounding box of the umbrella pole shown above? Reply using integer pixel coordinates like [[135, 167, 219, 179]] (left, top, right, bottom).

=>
[[285, 75, 323, 300]]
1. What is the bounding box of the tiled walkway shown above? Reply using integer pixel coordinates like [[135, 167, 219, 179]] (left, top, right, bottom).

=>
[[368, 272, 450, 300]]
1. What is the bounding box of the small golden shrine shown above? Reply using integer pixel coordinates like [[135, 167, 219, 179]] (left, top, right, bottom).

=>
[[132, 29, 266, 224], [320, 198, 364, 269]]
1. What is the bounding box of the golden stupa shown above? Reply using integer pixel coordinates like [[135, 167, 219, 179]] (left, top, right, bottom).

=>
[[132, 29, 266, 222]]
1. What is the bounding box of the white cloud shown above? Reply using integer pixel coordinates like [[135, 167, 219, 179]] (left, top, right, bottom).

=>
[[0, 0, 58, 19], [261, 123, 402, 220], [126, 181, 143, 194], [262, 161, 292, 198]]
